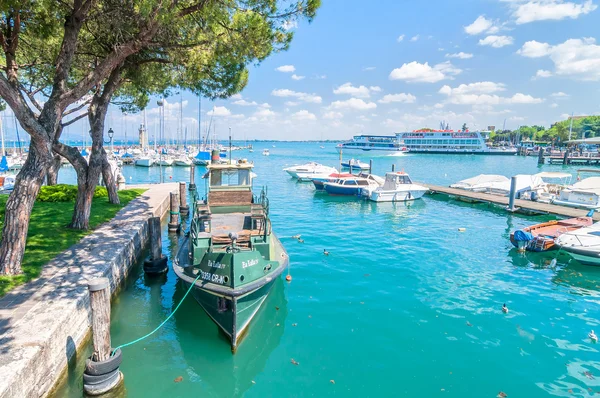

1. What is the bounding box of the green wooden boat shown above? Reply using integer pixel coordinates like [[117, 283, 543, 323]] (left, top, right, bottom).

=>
[[174, 161, 288, 350]]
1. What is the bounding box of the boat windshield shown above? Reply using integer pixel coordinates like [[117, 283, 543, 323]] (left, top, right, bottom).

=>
[[210, 169, 251, 187]]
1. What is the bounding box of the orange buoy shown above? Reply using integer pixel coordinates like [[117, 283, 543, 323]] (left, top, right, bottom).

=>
[[286, 275, 292, 282]]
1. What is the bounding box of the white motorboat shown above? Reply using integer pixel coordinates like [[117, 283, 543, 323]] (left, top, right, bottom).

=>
[[283, 162, 338, 180], [482, 174, 547, 198], [450, 174, 509, 192], [533, 172, 572, 203], [555, 221, 600, 265], [341, 158, 370, 170], [135, 157, 154, 167], [156, 156, 174, 166], [174, 156, 192, 167], [363, 172, 428, 202], [262, 149, 270, 156], [552, 177, 600, 209]]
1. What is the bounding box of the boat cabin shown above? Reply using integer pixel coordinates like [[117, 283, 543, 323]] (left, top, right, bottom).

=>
[[203, 161, 255, 209], [334, 178, 371, 186], [382, 172, 413, 189]]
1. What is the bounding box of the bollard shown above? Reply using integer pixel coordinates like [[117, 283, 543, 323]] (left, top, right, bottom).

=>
[[83, 278, 123, 395], [507, 176, 518, 212], [537, 147, 544, 165], [369, 159, 373, 171], [168, 192, 180, 232], [179, 182, 189, 215], [563, 150, 569, 165], [143, 217, 168, 274], [392, 164, 395, 172], [189, 166, 196, 191]]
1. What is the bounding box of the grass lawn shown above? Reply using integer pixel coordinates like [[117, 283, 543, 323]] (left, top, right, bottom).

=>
[[0, 188, 146, 297]]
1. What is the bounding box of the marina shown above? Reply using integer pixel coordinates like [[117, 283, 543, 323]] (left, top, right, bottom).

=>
[[42, 143, 600, 397]]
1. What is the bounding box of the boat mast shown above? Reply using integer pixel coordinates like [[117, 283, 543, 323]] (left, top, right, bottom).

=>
[[0, 113, 5, 156], [179, 92, 183, 150], [229, 127, 232, 163], [198, 96, 201, 148]]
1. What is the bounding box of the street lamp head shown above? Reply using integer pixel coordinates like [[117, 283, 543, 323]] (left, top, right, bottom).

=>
[[108, 128, 114, 139], [157, 100, 164, 106]]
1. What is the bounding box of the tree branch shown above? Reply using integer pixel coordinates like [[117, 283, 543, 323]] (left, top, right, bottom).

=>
[[63, 98, 91, 116], [62, 111, 89, 127], [53, 141, 88, 171], [20, 84, 43, 113], [0, 75, 47, 141]]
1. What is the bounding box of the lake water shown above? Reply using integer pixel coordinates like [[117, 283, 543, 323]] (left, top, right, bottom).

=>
[[52, 143, 600, 397]]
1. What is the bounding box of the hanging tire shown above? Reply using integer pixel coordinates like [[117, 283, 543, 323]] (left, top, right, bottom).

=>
[[83, 371, 122, 395], [83, 368, 119, 385], [84, 348, 122, 376]]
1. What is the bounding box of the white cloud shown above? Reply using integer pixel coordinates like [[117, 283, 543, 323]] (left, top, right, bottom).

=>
[[232, 99, 258, 106], [535, 69, 553, 78], [370, 86, 382, 92], [323, 111, 343, 119], [230, 94, 243, 100], [550, 103, 559, 108], [478, 35, 514, 48], [517, 38, 600, 81], [254, 108, 275, 118], [285, 101, 300, 106], [291, 74, 305, 81], [513, 0, 597, 24], [464, 16, 494, 35], [551, 91, 570, 97], [292, 110, 316, 120], [314, 75, 327, 79], [410, 35, 419, 42], [206, 106, 231, 116], [397, 34, 405, 42], [446, 52, 474, 59], [378, 93, 417, 104], [363, 66, 376, 71], [439, 82, 543, 105], [333, 82, 377, 98], [271, 89, 322, 103], [389, 61, 462, 83], [275, 65, 295, 73], [259, 103, 271, 108], [330, 98, 377, 111]]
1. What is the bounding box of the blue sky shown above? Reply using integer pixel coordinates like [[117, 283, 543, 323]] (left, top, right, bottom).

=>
[[4, 0, 600, 143]]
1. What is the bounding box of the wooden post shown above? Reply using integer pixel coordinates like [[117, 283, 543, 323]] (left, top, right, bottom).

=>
[[189, 166, 196, 191], [168, 192, 180, 232], [88, 278, 111, 362], [392, 164, 395, 172], [507, 176, 518, 212], [537, 147, 544, 165], [563, 150, 569, 165], [179, 182, 189, 215], [149, 217, 162, 260], [369, 159, 373, 172]]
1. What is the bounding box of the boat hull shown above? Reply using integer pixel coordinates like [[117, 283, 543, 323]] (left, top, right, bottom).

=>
[[174, 235, 289, 350], [135, 159, 153, 167], [174, 160, 192, 167], [324, 184, 361, 195], [369, 189, 427, 202], [561, 247, 600, 266]]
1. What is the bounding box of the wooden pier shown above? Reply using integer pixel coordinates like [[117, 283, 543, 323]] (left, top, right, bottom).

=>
[[544, 153, 600, 165], [424, 184, 600, 221]]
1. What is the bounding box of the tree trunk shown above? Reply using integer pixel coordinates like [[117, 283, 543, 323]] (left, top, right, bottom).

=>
[[69, 147, 103, 230], [0, 141, 52, 275], [102, 152, 120, 205], [46, 154, 62, 185]]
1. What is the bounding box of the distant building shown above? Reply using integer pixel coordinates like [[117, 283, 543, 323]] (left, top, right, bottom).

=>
[[139, 124, 148, 150], [487, 126, 495, 132]]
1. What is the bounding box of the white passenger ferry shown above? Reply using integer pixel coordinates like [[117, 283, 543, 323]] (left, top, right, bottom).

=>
[[337, 129, 517, 155]]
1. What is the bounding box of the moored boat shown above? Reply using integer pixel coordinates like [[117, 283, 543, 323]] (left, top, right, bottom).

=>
[[363, 172, 428, 202], [174, 155, 193, 167], [135, 156, 154, 167], [283, 162, 337, 180], [173, 160, 288, 350], [311, 172, 354, 190], [555, 221, 600, 265], [323, 173, 383, 196], [510, 213, 594, 252], [341, 159, 370, 170]]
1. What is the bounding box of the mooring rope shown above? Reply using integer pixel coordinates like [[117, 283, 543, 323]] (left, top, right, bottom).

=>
[[111, 270, 202, 356]]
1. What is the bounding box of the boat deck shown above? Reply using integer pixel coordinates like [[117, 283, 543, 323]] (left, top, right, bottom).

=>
[[424, 184, 600, 221], [196, 211, 267, 243]]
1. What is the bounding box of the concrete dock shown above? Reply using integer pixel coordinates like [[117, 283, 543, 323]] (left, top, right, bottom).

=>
[[0, 183, 178, 398], [424, 184, 600, 221]]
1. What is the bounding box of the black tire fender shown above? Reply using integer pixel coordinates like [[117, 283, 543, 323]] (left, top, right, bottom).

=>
[[83, 368, 119, 385], [84, 348, 122, 376]]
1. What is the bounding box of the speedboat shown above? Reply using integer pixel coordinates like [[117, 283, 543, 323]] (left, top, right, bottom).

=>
[[533, 172, 572, 203], [174, 156, 193, 167], [482, 174, 547, 199], [552, 177, 600, 209], [283, 162, 337, 181], [311, 173, 354, 190], [341, 159, 370, 170], [555, 221, 600, 265], [450, 174, 509, 192], [262, 149, 270, 156], [510, 211, 594, 252], [323, 174, 383, 196], [363, 172, 428, 202], [135, 157, 154, 167], [174, 160, 288, 350]]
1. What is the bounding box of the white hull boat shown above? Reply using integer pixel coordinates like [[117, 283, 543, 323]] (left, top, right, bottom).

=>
[[174, 157, 192, 167], [284, 162, 338, 181], [135, 157, 154, 167], [364, 172, 428, 202], [555, 222, 600, 265], [552, 177, 600, 210], [157, 157, 174, 166]]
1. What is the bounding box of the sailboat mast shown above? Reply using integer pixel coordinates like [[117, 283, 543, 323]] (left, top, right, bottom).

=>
[[0, 114, 5, 156], [198, 96, 201, 148]]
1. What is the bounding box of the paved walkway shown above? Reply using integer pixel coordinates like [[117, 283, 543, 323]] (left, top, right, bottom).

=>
[[0, 183, 178, 398]]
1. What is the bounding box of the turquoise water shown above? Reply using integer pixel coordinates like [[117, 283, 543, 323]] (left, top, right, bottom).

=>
[[53, 144, 600, 397]]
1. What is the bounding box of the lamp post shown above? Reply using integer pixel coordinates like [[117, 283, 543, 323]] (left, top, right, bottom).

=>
[[108, 127, 114, 154], [157, 99, 164, 183]]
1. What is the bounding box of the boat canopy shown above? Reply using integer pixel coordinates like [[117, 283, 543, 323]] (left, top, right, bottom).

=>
[[0, 156, 7, 172], [383, 172, 413, 189], [450, 174, 509, 190], [195, 151, 211, 160], [486, 174, 546, 194], [571, 177, 600, 193], [534, 172, 572, 179], [204, 161, 254, 189]]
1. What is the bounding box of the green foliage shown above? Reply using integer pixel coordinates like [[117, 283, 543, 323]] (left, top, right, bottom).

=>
[[491, 116, 600, 144], [0, 189, 145, 296], [36, 184, 109, 202]]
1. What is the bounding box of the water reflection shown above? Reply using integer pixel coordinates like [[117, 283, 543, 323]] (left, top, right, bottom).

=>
[[172, 278, 288, 397]]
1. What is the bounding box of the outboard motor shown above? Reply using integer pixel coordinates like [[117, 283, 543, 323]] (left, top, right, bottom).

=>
[[513, 230, 534, 252]]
